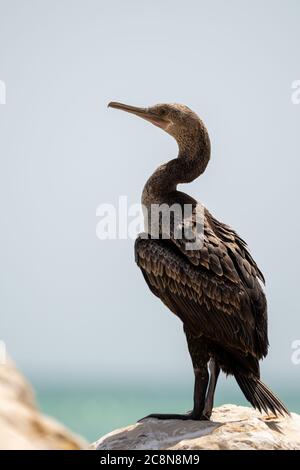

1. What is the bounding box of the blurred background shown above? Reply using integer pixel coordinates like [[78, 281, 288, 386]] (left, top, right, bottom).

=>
[[0, 0, 299, 442]]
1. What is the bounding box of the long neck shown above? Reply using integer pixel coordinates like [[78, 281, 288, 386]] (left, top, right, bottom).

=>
[[142, 123, 210, 208]]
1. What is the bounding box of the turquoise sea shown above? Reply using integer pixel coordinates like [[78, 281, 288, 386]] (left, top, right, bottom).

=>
[[35, 381, 300, 443]]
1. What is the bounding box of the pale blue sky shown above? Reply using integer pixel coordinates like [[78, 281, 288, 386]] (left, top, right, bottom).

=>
[[0, 0, 299, 392]]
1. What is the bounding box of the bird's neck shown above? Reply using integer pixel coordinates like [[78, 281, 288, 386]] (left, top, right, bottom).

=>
[[142, 126, 210, 209]]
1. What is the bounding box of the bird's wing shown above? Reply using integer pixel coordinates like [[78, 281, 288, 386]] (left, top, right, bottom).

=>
[[171, 206, 265, 288], [135, 207, 268, 358]]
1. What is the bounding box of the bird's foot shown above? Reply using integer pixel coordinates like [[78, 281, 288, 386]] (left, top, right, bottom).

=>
[[138, 411, 210, 422], [202, 403, 213, 420]]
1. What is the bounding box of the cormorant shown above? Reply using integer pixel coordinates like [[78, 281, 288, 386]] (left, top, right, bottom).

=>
[[108, 101, 289, 420]]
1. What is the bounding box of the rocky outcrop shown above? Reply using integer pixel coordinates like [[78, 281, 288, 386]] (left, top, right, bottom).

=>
[[0, 358, 86, 450], [92, 404, 300, 450]]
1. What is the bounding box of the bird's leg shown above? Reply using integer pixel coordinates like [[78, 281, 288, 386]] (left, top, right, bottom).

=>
[[138, 365, 209, 422], [189, 364, 210, 419], [202, 359, 220, 419]]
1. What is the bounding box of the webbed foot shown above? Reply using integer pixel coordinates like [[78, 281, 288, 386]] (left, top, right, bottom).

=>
[[138, 411, 210, 422]]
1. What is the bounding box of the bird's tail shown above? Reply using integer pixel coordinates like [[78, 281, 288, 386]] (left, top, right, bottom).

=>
[[235, 374, 290, 417]]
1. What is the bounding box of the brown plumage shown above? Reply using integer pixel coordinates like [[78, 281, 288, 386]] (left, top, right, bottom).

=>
[[108, 101, 289, 420]]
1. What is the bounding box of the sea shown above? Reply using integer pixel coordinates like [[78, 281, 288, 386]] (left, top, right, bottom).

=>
[[35, 380, 300, 443]]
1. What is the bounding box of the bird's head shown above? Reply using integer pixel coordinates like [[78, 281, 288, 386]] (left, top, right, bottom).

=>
[[108, 101, 209, 156]]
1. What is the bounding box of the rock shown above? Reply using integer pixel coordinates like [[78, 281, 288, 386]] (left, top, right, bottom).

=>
[[92, 404, 300, 450], [0, 357, 86, 450]]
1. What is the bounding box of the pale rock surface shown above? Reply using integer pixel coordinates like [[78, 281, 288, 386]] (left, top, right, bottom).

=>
[[92, 404, 300, 450], [0, 358, 86, 450]]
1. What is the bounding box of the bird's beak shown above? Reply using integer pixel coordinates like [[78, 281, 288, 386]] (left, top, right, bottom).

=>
[[108, 102, 169, 129]]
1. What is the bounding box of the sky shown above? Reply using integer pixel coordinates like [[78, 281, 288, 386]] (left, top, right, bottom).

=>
[[0, 0, 299, 392]]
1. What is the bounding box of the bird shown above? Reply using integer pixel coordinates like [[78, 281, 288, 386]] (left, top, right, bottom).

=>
[[108, 101, 289, 420]]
